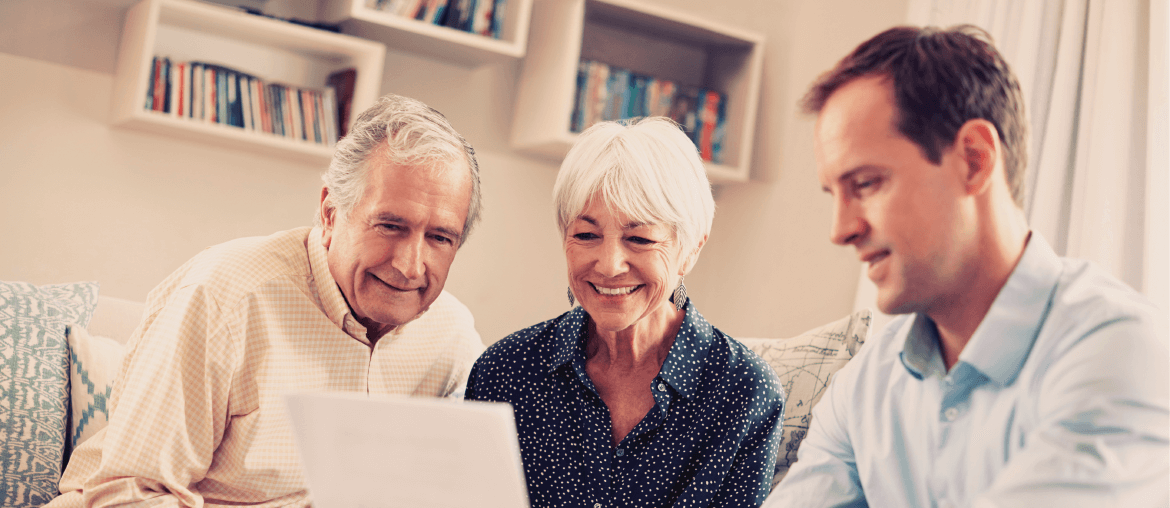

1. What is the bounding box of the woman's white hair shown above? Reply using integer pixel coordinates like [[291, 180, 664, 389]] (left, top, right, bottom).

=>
[[316, 93, 482, 246], [553, 117, 715, 261]]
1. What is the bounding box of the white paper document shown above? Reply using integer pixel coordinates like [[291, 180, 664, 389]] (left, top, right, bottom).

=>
[[283, 391, 529, 508]]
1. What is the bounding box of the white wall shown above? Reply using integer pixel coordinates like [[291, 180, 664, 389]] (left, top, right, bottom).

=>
[[0, 0, 907, 344]]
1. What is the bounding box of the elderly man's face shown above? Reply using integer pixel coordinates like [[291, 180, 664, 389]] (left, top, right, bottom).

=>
[[564, 197, 687, 334], [321, 158, 472, 339]]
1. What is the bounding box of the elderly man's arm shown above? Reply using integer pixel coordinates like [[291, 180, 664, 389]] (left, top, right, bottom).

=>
[[57, 284, 236, 507], [973, 318, 1170, 507]]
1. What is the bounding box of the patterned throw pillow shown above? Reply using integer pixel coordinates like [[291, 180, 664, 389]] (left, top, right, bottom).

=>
[[0, 281, 100, 507], [66, 325, 126, 448], [737, 309, 872, 486]]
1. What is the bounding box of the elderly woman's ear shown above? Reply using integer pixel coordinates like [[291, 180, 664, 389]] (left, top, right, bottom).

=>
[[680, 234, 709, 275]]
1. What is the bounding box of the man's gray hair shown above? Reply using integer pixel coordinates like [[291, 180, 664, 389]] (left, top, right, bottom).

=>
[[317, 93, 482, 246], [553, 117, 715, 262]]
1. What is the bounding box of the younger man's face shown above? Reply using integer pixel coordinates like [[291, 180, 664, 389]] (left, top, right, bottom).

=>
[[814, 74, 978, 316]]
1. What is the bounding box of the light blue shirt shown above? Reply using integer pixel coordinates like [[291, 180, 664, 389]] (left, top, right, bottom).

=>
[[766, 233, 1169, 508]]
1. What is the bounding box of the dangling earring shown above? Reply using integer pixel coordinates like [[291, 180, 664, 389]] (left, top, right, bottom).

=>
[[567, 287, 575, 307], [670, 276, 687, 311]]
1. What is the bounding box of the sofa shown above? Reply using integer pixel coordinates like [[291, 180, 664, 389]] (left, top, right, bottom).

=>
[[0, 280, 870, 506]]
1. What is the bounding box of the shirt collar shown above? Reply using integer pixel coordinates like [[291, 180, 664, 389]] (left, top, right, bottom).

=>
[[960, 232, 1062, 386], [899, 232, 1062, 385], [307, 226, 368, 342], [547, 299, 714, 400]]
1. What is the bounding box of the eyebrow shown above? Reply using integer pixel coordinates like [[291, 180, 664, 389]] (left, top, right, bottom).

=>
[[372, 212, 463, 242], [577, 215, 651, 230]]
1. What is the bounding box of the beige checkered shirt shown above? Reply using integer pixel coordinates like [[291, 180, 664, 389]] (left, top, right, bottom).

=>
[[50, 227, 484, 507]]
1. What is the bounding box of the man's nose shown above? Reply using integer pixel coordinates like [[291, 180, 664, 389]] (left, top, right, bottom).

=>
[[392, 234, 425, 280], [829, 197, 867, 246]]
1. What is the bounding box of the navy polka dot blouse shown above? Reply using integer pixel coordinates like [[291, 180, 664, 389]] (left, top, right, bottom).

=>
[[465, 299, 785, 508]]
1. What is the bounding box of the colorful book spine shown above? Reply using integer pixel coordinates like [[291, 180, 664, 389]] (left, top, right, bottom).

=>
[[143, 56, 343, 147], [570, 59, 730, 162]]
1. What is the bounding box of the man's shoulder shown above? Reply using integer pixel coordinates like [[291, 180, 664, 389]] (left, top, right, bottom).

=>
[[1044, 256, 1161, 343], [159, 227, 314, 301], [192, 227, 313, 276]]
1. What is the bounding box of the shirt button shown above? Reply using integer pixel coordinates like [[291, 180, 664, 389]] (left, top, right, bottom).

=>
[[657, 383, 666, 392], [616, 449, 625, 457], [944, 407, 959, 421], [594, 503, 602, 508]]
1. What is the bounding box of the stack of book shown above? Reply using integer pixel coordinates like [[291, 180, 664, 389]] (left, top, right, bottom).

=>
[[366, 0, 507, 39], [143, 56, 345, 147], [570, 59, 728, 164]]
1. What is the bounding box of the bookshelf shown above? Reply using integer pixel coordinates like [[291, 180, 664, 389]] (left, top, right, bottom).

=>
[[318, 0, 533, 67], [111, 0, 386, 165], [510, 0, 764, 184]]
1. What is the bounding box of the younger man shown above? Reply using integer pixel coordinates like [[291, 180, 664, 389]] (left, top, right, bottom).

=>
[[767, 25, 1168, 507]]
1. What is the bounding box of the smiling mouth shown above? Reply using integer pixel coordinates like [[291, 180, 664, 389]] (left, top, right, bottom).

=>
[[373, 273, 423, 293], [861, 250, 889, 265], [590, 282, 641, 296]]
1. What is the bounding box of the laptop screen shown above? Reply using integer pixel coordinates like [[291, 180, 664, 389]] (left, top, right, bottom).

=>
[[284, 391, 529, 508]]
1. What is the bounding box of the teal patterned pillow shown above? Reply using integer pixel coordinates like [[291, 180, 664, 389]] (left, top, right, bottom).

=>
[[0, 281, 99, 507]]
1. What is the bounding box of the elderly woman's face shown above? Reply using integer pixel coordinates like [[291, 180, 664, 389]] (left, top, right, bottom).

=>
[[564, 197, 685, 334]]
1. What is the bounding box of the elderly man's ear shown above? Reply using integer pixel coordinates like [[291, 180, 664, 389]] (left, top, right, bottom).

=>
[[319, 187, 336, 248], [956, 118, 1002, 198]]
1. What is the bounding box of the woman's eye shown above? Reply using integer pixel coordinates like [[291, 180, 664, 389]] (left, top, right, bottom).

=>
[[572, 232, 598, 241], [627, 236, 654, 245]]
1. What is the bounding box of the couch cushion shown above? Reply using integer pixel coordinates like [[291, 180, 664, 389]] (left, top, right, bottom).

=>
[[738, 309, 872, 486], [0, 281, 99, 506], [66, 325, 126, 448]]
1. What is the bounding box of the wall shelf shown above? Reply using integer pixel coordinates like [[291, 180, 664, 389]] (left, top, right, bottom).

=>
[[111, 0, 386, 165], [319, 0, 533, 67], [510, 0, 764, 183]]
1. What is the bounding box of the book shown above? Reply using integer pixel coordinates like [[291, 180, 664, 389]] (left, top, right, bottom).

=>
[[603, 67, 629, 123], [145, 56, 158, 111], [694, 89, 722, 162], [583, 61, 609, 130], [490, 0, 506, 39], [570, 59, 589, 132], [240, 74, 253, 131], [668, 85, 701, 139], [327, 68, 357, 138], [471, 0, 493, 36], [322, 86, 338, 145]]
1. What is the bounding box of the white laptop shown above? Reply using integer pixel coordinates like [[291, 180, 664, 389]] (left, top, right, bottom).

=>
[[283, 391, 529, 508]]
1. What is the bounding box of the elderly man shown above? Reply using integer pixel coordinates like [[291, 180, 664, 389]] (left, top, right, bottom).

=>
[[51, 94, 485, 507], [766, 25, 1168, 507]]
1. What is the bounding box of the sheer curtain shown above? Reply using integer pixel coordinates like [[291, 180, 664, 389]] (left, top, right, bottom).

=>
[[855, 0, 1169, 334]]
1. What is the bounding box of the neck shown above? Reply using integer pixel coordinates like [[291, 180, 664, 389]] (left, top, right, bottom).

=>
[[930, 200, 1029, 370], [360, 317, 396, 346], [586, 305, 684, 370]]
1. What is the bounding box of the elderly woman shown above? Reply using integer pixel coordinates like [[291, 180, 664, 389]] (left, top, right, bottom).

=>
[[465, 117, 785, 508]]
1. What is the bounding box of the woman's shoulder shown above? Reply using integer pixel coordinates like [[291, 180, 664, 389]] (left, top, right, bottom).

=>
[[476, 310, 578, 366], [708, 327, 784, 398]]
